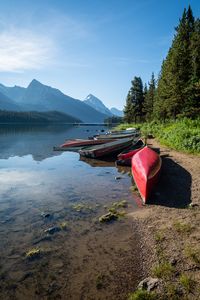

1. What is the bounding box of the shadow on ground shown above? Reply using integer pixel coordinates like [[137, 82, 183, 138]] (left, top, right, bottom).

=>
[[148, 154, 192, 208]]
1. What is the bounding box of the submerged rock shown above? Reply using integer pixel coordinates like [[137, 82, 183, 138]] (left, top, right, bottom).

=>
[[99, 212, 118, 223], [41, 212, 51, 218], [115, 176, 122, 180], [44, 226, 61, 235], [26, 248, 41, 260]]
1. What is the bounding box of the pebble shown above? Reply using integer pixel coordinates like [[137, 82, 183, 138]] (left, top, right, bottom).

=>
[[41, 212, 51, 218], [44, 226, 61, 234], [169, 257, 178, 266], [47, 282, 61, 294], [189, 203, 198, 208]]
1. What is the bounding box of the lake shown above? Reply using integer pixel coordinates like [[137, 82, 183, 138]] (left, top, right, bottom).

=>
[[0, 124, 143, 300]]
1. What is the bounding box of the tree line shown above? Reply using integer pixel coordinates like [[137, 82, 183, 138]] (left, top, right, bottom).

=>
[[124, 6, 200, 123], [0, 110, 81, 124]]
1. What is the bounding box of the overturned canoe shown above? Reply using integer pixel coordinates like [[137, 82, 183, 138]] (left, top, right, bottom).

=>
[[116, 139, 145, 166], [93, 131, 139, 140], [131, 146, 162, 203], [79, 137, 133, 158], [103, 128, 137, 135], [117, 139, 145, 160], [53, 138, 114, 151]]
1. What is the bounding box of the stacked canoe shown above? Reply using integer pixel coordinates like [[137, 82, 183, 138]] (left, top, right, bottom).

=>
[[53, 127, 162, 203], [53, 128, 139, 156]]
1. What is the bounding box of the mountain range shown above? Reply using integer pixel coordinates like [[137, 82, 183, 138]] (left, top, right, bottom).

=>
[[0, 79, 123, 123], [83, 94, 123, 117]]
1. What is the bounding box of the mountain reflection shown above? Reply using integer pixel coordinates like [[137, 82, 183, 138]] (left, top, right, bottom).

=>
[[0, 124, 108, 161]]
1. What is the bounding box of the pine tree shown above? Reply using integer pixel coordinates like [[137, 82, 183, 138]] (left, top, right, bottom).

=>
[[155, 6, 196, 119], [144, 73, 156, 121], [187, 18, 200, 117], [153, 58, 173, 121], [124, 90, 134, 123], [130, 77, 144, 122], [124, 77, 145, 123]]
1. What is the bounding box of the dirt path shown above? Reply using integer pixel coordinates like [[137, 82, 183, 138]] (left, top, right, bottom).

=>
[[129, 138, 200, 299]]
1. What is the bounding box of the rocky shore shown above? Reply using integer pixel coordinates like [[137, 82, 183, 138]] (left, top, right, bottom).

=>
[[129, 138, 200, 299]]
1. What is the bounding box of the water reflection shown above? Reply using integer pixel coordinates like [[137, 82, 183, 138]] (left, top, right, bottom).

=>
[[0, 125, 142, 300], [79, 156, 115, 167], [0, 124, 108, 161]]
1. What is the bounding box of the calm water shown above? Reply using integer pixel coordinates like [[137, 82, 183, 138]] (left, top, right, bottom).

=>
[[0, 125, 143, 300]]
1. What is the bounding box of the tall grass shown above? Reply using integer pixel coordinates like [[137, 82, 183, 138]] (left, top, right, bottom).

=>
[[116, 118, 200, 154]]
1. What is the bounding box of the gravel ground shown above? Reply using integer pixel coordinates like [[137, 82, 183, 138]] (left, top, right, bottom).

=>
[[129, 138, 200, 299]]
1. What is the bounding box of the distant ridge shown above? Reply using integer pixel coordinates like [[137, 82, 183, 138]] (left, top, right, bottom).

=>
[[0, 90, 20, 111], [84, 94, 112, 116], [84, 94, 123, 117], [0, 80, 107, 123], [110, 107, 123, 117]]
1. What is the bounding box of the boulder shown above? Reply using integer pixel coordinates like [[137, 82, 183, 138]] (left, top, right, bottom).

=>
[[138, 277, 159, 291]]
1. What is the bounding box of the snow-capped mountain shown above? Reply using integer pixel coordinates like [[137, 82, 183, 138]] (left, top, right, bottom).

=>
[[84, 94, 113, 116], [0, 80, 107, 123], [84, 94, 123, 117]]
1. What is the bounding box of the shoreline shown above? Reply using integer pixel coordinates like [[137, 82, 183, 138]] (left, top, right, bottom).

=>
[[129, 138, 200, 298]]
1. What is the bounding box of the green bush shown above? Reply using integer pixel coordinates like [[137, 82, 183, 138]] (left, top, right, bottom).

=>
[[179, 274, 195, 293], [115, 118, 200, 154], [128, 290, 158, 300]]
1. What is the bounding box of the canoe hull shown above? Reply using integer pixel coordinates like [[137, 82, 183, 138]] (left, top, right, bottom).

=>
[[94, 132, 139, 140], [79, 137, 133, 158], [117, 139, 144, 160], [131, 146, 162, 203], [59, 139, 114, 148], [116, 139, 144, 166]]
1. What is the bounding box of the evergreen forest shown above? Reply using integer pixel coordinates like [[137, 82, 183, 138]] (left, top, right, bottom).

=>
[[124, 6, 200, 123]]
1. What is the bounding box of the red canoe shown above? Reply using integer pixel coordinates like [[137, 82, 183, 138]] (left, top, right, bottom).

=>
[[53, 138, 114, 151], [116, 139, 144, 166], [60, 138, 113, 148], [116, 148, 142, 166], [131, 146, 162, 203], [117, 139, 144, 160]]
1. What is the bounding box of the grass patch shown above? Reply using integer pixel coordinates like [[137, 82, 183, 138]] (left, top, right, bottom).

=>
[[173, 221, 193, 234], [164, 283, 182, 299], [155, 230, 165, 243], [184, 246, 200, 265], [60, 221, 69, 230], [179, 274, 195, 293], [152, 262, 175, 279], [96, 274, 106, 289], [128, 290, 158, 300], [155, 245, 166, 263]]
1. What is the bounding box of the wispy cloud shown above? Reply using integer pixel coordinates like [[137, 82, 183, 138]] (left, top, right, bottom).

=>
[[0, 27, 55, 73], [0, 8, 92, 73]]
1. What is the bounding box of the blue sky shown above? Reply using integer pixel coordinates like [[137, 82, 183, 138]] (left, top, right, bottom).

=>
[[0, 0, 199, 109]]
